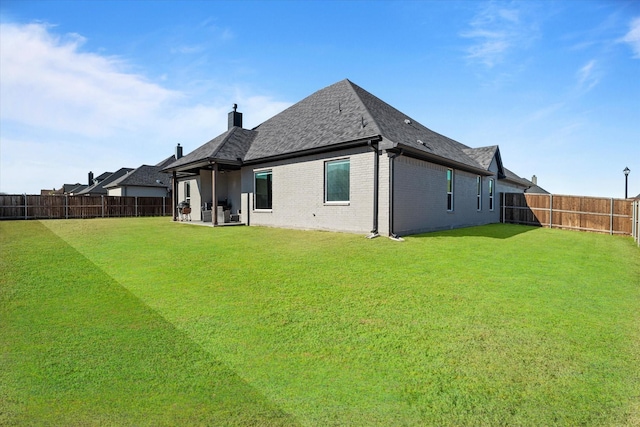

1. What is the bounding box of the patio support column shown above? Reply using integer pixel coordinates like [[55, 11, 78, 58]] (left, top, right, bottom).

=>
[[212, 164, 218, 226], [172, 171, 178, 221]]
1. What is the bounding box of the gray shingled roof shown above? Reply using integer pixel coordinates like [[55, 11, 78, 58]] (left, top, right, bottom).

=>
[[104, 165, 170, 189], [167, 127, 256, 170], [76, 168, 133, 195], [164, 79, 506, 174]]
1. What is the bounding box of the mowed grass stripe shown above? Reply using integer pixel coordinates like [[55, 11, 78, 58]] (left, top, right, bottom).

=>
[[38, 218, 640, 426], [41, 218, 640, 425], [0, 220, 297, 426]]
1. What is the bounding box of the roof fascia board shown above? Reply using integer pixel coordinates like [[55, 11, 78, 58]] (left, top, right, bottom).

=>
[[242, 135, 382, 166], [392, 145, 494, 176]]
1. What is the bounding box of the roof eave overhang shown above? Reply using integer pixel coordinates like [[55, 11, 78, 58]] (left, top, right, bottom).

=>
[[162, 157, 243, 174], [499, 176, 530, 187], [242, 135, 383, 166], [391, 144, 494, 176]]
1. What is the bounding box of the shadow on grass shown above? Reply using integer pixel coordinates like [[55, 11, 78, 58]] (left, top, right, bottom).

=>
[[409, 223, 539, 240], [0, 221, 298, 427]]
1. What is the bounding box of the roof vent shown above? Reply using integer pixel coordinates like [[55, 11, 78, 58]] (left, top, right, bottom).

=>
[[418, 139, 432, 150], [404, 119, 411, 125]]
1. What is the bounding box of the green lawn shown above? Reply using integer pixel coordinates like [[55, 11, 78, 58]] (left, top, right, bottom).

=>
[[1, 218, 639, 426]]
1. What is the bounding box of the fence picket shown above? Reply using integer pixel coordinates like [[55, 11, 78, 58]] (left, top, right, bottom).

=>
[[0, 195, 172, 220], [501, 193, 634, 236]]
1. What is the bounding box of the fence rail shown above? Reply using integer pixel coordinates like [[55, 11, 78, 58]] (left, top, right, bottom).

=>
[[501, 193, 635, 239], [0, 194, 171, 220]]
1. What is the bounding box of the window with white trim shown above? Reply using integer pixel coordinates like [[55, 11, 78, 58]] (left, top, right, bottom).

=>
[[325, 159, 350, 203], [254, 170, 272, 210], [489, 178, 495, 211], [477, 176, 482, 211], [184, 181, 191, 204], [447, 169, 454, 211]]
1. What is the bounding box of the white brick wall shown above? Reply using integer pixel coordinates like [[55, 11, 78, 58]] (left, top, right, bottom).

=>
[[391, 155, 518, 235], [176, 177, 202, 221], [241, 147, 378, 234]]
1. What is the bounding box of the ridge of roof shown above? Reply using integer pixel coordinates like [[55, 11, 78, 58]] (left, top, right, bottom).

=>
[[166, 79, 513, 176], [104, 164, 169, 188], [244, 79, 381, 161]]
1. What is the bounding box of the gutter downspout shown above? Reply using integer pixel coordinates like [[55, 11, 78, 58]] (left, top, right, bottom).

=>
[[389, 149, 403, 240], [172, 171, 178, 221], [367, 140, 379, 238]]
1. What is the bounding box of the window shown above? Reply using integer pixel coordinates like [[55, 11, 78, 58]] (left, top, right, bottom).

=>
[[488, 178, 495, 211], [325, 159, 350, 203], [446, 169, 454, 211], [184, 181, 191, 204], [476, 176, 482, 211], [254, 170, 272, 210]]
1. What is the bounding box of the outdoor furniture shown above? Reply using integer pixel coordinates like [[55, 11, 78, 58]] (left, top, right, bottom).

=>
[[181, 207, 191, 221]]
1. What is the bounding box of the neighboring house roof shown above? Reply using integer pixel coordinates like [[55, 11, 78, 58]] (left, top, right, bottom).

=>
[[67, 184, 88, 194], [94, 172, 112, 183], [163, 79, 519, 178], [75, 168, 133, 195], [524, 180, 550, 194], [156, 155, 178, 169], [104, 165, 170, 189]]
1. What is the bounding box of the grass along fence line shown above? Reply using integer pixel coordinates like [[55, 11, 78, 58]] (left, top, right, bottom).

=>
[[1, 218, 639, 425], [501, 192, 634, 236], [0, 194, 171, 220]]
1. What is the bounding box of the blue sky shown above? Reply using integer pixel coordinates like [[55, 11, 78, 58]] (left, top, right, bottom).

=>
[[1, 0, 639, 197]]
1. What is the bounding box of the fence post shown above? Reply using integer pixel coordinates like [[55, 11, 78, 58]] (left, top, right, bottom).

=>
[[633, 201, 636, 243], [135, 196, 138, 217], [610, 198, 614, 235], [501, 192, 505, 224], [65, 195, 68, 219], [24, 193, 27, 220], [549, 194, 553, 229], [101, 195, 105, 218], [162, 197, 166, 216]]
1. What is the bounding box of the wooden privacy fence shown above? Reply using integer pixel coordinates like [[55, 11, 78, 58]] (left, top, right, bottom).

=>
[[501, 193, 635, 237], [0, 194, 171, 220]]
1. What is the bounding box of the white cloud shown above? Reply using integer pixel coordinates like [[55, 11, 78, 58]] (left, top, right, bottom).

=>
[[461, 2, 539, 68], [576, 59, 600, 92], [619, 16, 640, 58], [0, 22, 290, 194], [0, 22, 180, 138]]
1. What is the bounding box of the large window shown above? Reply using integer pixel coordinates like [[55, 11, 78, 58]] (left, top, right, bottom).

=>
[[325, 159, 350, 203], [447, 169, 454, 211], [476, 176, 482, 211], [254, 170, 272, 210], [488, 178, 495, 211], [184, 181, 191, 204]]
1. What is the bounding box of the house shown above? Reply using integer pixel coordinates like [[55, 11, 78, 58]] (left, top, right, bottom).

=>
[[163, 79, 530, 237], [524, 175, 549, 194], [75, 168, 133, 196], [104, 156, 175, 197]]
